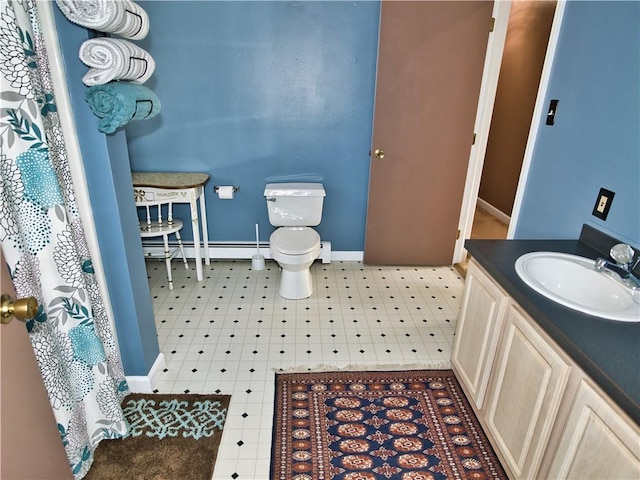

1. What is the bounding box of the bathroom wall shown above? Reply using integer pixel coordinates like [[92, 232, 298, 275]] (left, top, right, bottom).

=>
[[515, 1, 640, 248], [479, 0, 556, 217], [51, 1, 638, 375], [126, 1, 381, 251], [53, 7, 160, 377]]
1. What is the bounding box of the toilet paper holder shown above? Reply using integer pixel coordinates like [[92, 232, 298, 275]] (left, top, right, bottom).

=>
[[214, 185, 240, 194]]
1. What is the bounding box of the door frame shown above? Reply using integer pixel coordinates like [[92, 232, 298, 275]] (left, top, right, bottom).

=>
[[453, 0, 567, 264]]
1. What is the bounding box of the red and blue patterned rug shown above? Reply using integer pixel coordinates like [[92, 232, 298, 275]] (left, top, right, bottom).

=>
[[271, 369, 507, 480]]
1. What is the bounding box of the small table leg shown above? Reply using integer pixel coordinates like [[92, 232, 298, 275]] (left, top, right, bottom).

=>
[[190, 196, 203, 281], [199, 191, 210, 265]]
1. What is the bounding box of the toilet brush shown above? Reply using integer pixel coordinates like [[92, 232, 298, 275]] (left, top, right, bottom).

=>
[[252, 223, 265, 270]]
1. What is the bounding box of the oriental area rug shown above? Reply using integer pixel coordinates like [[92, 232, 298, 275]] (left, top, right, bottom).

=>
[[271, 370, 507, 480], [85, 393, 230, 480]]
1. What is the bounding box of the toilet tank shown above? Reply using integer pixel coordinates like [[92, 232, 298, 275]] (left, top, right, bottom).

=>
[[264, 183, 325, 226]]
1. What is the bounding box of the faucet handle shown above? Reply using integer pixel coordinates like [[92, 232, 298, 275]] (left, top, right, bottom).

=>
[[594, 258, 608, 271], [610, 243, 635, 269]]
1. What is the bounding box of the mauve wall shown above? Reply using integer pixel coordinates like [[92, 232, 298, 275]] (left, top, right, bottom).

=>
[[479, 0, 556, 217]]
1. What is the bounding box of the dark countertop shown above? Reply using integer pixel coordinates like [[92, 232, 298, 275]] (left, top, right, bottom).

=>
[[465, 238, 640, 426]]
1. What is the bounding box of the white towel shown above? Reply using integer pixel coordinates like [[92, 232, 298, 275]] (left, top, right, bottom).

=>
[[80, 38, 155, 86], [55, 0, 149, 40]]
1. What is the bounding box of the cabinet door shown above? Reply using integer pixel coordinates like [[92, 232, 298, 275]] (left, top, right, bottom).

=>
[[485, 304, 571, 479], [451, 260, 508, 409], [546, 379, 640, 479]]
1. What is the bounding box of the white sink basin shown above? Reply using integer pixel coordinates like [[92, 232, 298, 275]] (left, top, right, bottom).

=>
[[515, 252, 640, 322]]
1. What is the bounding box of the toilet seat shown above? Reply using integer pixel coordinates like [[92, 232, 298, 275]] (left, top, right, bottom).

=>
[[270, 227, 320, 255]]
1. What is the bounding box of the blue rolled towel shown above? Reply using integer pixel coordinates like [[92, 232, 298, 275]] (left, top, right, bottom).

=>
[[85, 82, 161, 134]]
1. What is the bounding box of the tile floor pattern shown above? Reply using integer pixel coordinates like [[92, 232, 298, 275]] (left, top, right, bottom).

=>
[[146, 258, 465, 480]]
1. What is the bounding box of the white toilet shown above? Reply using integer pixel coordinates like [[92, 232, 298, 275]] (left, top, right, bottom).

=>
[[264, 183, 326, 299]]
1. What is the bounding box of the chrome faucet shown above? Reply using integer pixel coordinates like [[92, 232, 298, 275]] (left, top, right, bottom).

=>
[[594, 243, 640, 294]]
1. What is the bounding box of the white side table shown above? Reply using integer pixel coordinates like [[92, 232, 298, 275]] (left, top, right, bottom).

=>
[[132, 172, 210, 281]]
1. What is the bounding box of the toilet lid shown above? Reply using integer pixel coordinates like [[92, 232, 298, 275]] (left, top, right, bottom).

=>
[[271, 227, 320, 255]]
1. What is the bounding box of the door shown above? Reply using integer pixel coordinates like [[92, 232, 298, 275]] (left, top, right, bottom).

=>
[[365, 1, 494, 265], [484, 304, 571, 479], [545, 379, 640, 480], [451, 260, 508, 410], [1, 250, 72, 479]]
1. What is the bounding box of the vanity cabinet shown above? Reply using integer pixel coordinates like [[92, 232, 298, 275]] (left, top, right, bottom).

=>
[[452, 258, 640, 479], [451, 261, 508, 408], [544, 377, 640, 479], [483, 303, 571, 479]]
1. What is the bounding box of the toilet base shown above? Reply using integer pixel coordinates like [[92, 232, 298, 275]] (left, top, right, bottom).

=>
[[278, 267, 313, 300]]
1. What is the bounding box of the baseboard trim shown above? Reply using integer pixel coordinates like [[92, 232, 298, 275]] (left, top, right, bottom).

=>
[[331, 250, 363, 262], [125, 353, 166, 393], [477, 198, 511, 225], [141, 241, 365, 264]]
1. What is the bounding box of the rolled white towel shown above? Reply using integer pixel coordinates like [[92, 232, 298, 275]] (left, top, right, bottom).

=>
[[80, 38, 155, 86], [115, 0, 149, 40], [55, 0, 149, 40]]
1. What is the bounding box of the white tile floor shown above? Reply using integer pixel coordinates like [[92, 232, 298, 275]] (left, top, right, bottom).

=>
[[146, 258, 465, 480]]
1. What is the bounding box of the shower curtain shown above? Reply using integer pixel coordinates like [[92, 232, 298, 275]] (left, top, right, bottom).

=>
[[0, 1, 128, 478]]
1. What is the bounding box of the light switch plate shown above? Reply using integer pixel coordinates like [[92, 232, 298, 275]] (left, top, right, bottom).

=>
[[592, 188, 614, 220]]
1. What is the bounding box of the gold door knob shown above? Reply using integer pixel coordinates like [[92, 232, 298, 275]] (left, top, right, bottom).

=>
[[373, 148, 385, 159], [1, 294, 39, 324]]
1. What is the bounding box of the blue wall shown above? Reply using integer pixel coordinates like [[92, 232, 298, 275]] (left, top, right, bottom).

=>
[[54, 8, 159, 376], [515, 1, 640, 248], [126, 1, 381, 251]]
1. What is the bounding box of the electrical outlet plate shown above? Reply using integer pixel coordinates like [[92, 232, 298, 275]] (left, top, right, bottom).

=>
[[592, 188, 614, 220]]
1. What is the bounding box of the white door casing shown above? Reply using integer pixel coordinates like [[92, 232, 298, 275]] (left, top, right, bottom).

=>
[[454, 1, 567, 263]]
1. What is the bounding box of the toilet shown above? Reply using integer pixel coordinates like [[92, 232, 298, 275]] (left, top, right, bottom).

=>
[[264, 183, 326, 299]]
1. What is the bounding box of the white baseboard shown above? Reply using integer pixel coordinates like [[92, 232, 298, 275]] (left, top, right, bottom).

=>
[[331, 250, 363, 262], [125, 353, 166, 393], [141, 241, 366, 264], [477, 198, 511, 225]]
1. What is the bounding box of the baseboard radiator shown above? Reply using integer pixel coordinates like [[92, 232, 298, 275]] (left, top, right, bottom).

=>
[[141, 240, 333, 264]]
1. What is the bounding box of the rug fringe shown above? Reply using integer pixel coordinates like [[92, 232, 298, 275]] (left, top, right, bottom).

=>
[[273, 361, 451, 374]]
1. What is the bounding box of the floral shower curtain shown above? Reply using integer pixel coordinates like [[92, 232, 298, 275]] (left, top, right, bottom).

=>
[[0, 1, 128, 478]]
